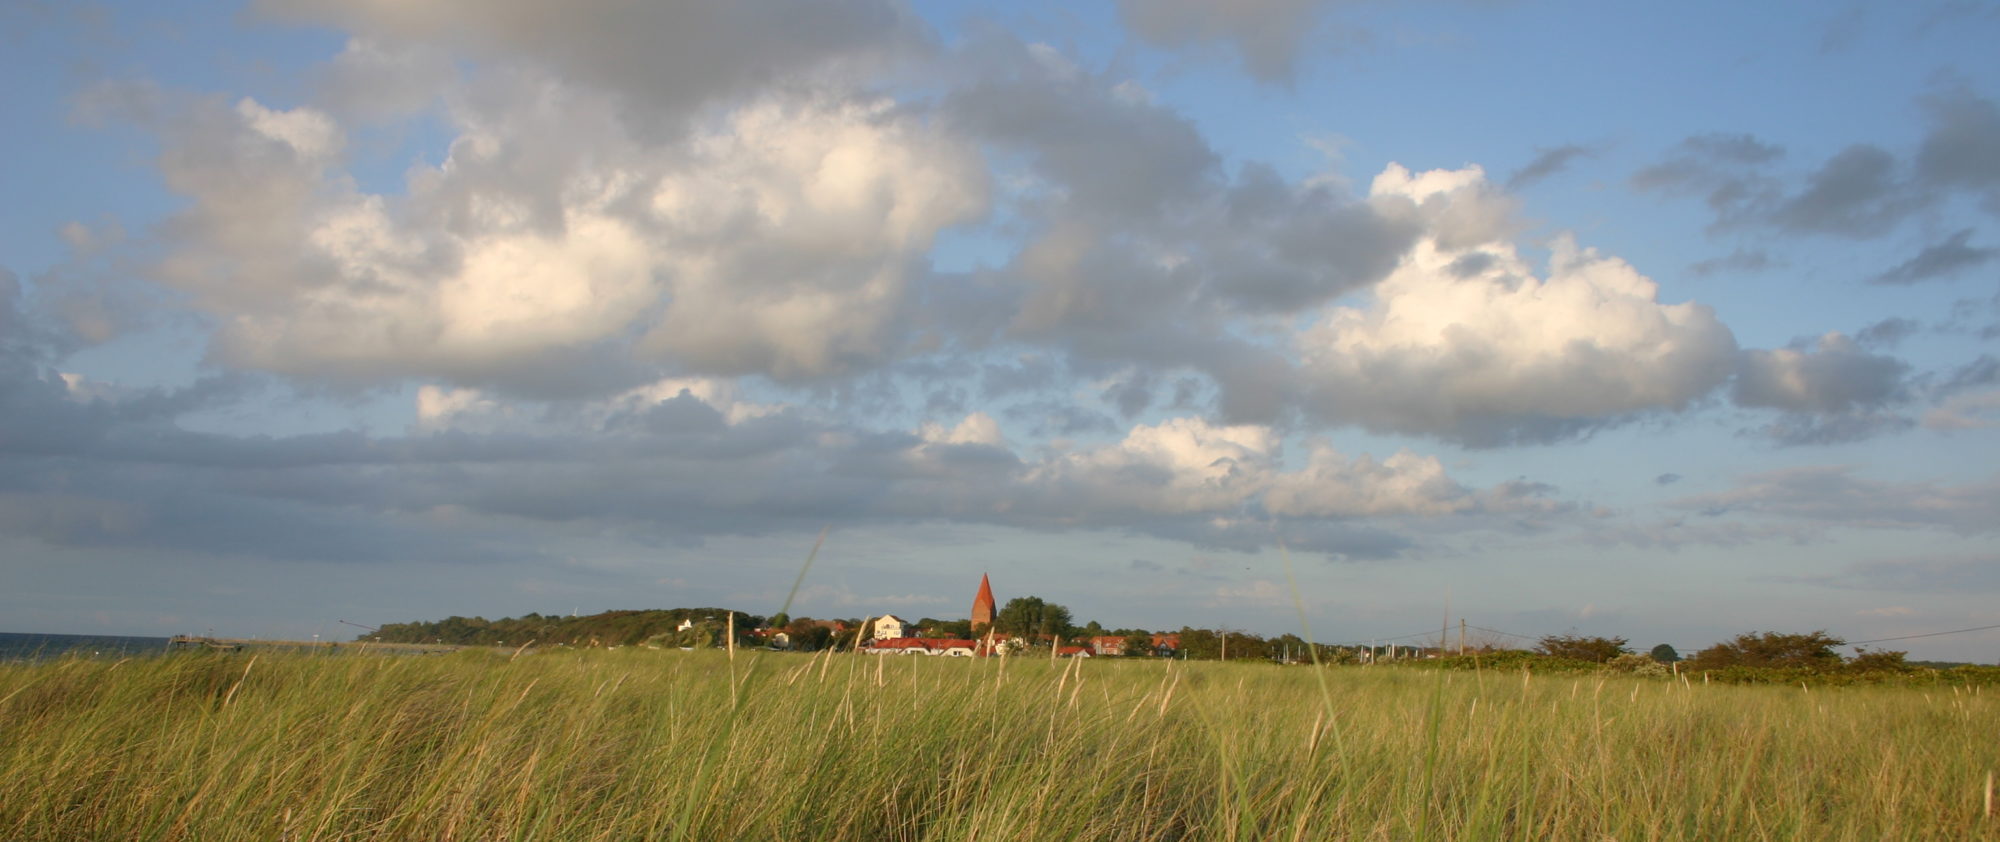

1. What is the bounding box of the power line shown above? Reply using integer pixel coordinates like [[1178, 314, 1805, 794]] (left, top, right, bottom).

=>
[[1846, 622, 2000, 646], [1464, 624, 1539, 642]]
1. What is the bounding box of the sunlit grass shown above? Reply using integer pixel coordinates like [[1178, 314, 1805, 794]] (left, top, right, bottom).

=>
[[2, 649, 1995, 840]]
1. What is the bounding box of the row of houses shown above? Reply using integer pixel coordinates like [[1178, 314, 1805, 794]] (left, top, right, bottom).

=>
[[862, 613, 1181, 658], [864, 637, 982, 657]]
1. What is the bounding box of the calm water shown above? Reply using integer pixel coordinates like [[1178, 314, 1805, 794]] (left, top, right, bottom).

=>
[[0, 632, 173, 661]]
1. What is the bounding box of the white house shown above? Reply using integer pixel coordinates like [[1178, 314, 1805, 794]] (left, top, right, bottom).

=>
[[873, 614, 913, 640]]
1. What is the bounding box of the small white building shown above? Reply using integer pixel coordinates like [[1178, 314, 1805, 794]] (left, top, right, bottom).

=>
[[873, 614, 913, 640]]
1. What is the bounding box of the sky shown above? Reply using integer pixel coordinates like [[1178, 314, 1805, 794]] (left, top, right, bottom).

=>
[[3, 0, 1999, 660]]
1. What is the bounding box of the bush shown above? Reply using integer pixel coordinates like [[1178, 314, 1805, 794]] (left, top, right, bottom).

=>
[[1688, 631, 1844, 671], [1606, 653, 1669, 676], [1535, 634, 1630, 663], [1845, 648, 1912, 673], [1413, 650, 1602, 673]]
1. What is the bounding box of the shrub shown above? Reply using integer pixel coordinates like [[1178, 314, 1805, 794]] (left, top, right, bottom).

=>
[[1535, 634, 1630, 663], [1688, 630, 1844, 671], [1845, 648, 1912, 673], [1606, 653, 1669, 676]]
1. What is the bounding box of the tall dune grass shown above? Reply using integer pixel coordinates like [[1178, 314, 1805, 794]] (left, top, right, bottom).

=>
[[2, 649, 1994, 840]]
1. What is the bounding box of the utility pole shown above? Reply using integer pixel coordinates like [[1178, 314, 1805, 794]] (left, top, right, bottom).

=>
[[1459, 619, 1466, 656]]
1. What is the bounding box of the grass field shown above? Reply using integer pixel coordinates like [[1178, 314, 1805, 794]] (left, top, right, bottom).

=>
[[2, 647, 1995, 841]]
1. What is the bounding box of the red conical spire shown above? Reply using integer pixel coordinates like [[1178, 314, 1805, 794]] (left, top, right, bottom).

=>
[[971, 573, 996, 629]]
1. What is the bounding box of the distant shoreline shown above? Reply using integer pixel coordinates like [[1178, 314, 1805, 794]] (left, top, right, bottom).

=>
[[0, 632, 463, 661]]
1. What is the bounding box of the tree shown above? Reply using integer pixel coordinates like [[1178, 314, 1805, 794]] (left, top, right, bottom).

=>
[[1225, 632, 1272, 661], [1271, 634, 1308, 662], [1846, 648, 1910, 672], [1648, 643, 1680, 663], [1122, 631, 1152, 657], [1535, 634, 1630, 663], [1176, 627, 1220, 660], [784, 618, 832, 651], [994, 597, 1072, 642], [1688, 630, 1844, 670], [923, 618, 972, 639]]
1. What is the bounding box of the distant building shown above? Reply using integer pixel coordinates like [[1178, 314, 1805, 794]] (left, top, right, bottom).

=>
[[874, 614, 913, 640], [1088, 635, 1126, 656], [971, 573, 996, 630], [862, 637, 980, 657]]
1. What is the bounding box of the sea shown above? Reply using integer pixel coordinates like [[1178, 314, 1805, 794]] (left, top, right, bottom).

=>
[[0, 632, 174, 661]]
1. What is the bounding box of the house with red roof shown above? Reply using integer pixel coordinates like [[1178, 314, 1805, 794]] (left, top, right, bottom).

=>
[[861, 637, 980, 657], [1088, 635, 1126, 656]]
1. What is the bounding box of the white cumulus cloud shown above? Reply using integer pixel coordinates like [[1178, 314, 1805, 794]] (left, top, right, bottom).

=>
[[1297, 165, 1739, 446]]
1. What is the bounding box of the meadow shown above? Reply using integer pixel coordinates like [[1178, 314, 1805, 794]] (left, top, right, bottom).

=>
[[1, 647, 1994, 841]]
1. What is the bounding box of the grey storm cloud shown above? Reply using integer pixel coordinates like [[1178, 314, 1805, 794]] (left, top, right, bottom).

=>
[[1767, 144, 1921, 238], [1750, 412, 1914, 447], [1631, 133, 1784, 199], [1732, 333, 1910, 415], [1506, 144, 1594, 190], [1824, 555, 2000, 593], [1868, 229, 1997, 285], [1916, 86, 2000, 210], [1114, 0, 1335, 84], [1675, 466, 2000, 535], [1731, 332, 1913, 445], [1853, 317, 1923, 349], [945, 43, 1219, 223], [256, 0, 922, 122], [1638, 87, 2000, 241], [1688, 249, 1776, 277]]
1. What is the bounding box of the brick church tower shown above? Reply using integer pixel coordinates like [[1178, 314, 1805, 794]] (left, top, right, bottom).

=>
[[971, 573, 996, 630]]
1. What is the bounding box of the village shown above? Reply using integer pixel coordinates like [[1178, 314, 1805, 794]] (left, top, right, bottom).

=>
[[792, 573, 1180, 658]]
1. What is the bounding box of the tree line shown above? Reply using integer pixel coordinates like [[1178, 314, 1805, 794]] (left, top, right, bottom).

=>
[[367, 602, 1963, 678], [1530, 630, 1916, 673]]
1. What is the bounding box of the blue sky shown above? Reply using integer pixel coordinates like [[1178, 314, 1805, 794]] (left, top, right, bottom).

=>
[[4, 0, 1999, 660]]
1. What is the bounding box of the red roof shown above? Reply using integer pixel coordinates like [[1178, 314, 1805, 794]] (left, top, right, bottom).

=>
[[865, 638, 978, 651]]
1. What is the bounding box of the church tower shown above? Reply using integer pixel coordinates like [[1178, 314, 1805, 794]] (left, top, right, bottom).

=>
[[971, 573, 995, 630]]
